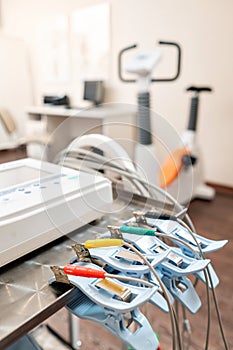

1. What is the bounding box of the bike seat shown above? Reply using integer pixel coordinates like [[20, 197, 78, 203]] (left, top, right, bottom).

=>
[[186, 86, 212, 93]]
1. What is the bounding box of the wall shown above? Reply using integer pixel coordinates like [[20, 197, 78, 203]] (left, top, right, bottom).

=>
[[1, 0, 233, 186], [109, 0, 233, 187], [0, 35, 33, 136]]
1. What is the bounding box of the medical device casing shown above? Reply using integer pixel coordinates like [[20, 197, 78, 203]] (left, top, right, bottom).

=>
[[0, 158, 112, 267]]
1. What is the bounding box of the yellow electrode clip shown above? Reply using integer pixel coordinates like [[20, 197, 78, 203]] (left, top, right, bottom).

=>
[[84, 238, 123, 249]]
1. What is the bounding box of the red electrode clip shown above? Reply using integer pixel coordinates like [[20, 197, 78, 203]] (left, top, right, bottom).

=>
[[64, 264, 106, 279]]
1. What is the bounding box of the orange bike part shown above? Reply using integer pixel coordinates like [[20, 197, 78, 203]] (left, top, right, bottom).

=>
[[159, 148, 190, 188]]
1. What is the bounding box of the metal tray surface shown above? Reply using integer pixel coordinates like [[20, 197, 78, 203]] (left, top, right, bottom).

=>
[[0, 190, 169, 349]]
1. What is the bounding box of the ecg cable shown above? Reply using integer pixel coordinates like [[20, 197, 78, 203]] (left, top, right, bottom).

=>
[[56, 144, 228, 349], [56, 147, 196, 232]]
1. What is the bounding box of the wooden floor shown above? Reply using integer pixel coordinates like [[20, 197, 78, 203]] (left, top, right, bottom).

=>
[[1, 149, 232, 350], [0, 148, 27, 164]]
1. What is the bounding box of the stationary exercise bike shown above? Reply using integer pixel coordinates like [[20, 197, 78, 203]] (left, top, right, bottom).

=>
[[118, 40, 181, 187], [159, 86, 215, 203], [118, 42, 215, 204]]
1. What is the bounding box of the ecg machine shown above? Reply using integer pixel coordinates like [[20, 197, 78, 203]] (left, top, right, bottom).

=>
[[0, 158, 112, 267]]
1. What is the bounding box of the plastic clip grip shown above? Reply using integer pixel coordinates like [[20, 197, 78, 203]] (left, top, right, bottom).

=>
[[87, 246, 169, 277], [72, 244, 171, 314], [64, 264, 106, 279], [145, 209, 178, 221], [143, 218, 228, 255], [84, 238, 123, 249], [50, 262, 160, 349], [52, 262, 158, 313], [119, 230, 210, 276], [141, 218, 227, 288], [120, 225, 156, 236], [66, 288, 160, 350], [162, 275, 202, 314]]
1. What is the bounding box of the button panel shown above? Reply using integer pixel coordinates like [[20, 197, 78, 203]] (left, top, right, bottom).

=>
[[0, 172, 81, 217]]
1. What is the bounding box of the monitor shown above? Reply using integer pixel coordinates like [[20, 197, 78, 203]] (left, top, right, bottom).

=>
[[83, 80, 104, 106]]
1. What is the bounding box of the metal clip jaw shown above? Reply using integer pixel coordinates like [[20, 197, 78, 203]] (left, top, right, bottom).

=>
[[50, 265, 70, 285], [69, 244, 105, 268], [72, 243, 92, 262], [125, 211, 157, 230], [107, 225, 123, 239], [133, 211, 147, 225]]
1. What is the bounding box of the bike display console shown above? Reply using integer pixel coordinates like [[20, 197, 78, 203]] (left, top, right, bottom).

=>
[[0, 158, 112, 267]]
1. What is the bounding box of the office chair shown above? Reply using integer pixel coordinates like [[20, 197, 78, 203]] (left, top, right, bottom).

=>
[[0, 107, 52, 157]]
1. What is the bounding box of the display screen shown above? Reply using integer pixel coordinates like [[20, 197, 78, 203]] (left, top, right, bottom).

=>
[[0, 166, 50, 190], [83, 80, 103, 105]]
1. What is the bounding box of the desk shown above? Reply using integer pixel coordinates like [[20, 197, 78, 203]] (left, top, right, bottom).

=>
[[0, 190, 169, 349], [26, 105, 136, 161]]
